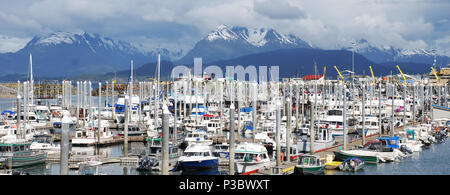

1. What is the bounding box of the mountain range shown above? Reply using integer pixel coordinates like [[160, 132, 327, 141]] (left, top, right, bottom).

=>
[[176, 24, 312, 64], [0, 25, 448, 81], [0, 31, 180, 78], [345, 39, 449, 65]]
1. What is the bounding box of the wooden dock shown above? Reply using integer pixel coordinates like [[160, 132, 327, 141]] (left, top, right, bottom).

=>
[[46, 153, 139, 166], [53, 135, 147, 146]]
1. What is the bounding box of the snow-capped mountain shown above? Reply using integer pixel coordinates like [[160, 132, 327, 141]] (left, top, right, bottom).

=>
[[0, 31, 177, 77], [177, 24, 311, 64], [207, 24, 311, 47], [341, 39, 449, 66]]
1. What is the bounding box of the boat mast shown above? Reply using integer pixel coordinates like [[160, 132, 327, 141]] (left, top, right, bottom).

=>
[[129, 60, 134, 97], [29, 53, 34, 105]]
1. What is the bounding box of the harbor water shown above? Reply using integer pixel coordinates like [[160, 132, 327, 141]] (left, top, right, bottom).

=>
[[7, 134, 449, 175]]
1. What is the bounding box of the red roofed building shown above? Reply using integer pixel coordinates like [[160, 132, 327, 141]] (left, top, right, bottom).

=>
[[301, 75, 323, 80]]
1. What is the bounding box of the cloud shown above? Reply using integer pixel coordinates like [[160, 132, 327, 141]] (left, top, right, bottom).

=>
[[0, 34, 30, 53], [0, 0, 448, 56], [253, 0, 307, 20]]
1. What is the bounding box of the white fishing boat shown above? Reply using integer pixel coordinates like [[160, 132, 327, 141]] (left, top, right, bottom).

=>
[[183, 129, 213, 146], [30, 134, 60, 154], [234, 142, 272, 174], [356, 115, 380, 136], [71, 122, 114, 146], [334, 148, 405, 163], [212, 142, 229, 158], [176, 143, 218, 171], [296, 125, 335, 153]]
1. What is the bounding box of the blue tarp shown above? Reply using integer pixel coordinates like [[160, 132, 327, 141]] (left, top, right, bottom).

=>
[[1, 110, 15, 115], [240, 107, 253, 112]]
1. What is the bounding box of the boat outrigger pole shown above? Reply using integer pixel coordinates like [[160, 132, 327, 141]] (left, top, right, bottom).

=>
[[334, 66, 345, 86], [369, 66, 375, 85], [431, 67, 439, 84], [396, 65, 407, 84]]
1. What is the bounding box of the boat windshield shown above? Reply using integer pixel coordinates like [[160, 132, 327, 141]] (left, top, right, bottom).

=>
[[300, 157, 319, 166], [184, 152, 207, 157], [235, 153, 259, 162], [328, 110, 342, 116]]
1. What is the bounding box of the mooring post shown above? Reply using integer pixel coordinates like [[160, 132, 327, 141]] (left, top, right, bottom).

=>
[[229, 83, 236, 175], [378, 82, 382, 135], [286, 96, 291, 162], [343, 84, 347, 150], [60, 113, 71, 175], [276, 100, 282, 166], [362, 83, 366, 145], [162, 103, 170, 175], [124, 96, 129, 157], [97, 82, 102, 155]]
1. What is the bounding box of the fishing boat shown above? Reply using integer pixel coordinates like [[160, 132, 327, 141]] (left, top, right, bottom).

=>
[[398, 130, 423, 152], [234, 142, 272, 174], [320, 109, 344, 137], [356, 116, 380, 136], [182, 129, 213, 146], [77, 157, 105, 175], [338, 157, 365, 172], [212, 142, 229, 158], [137, 137, 181, 172], [175, 143, 218, 171], [71, 123, 114, 146], [296, 125, 335, 153], [294, 154, 325, 175], [119, 124, 147, 136], [0, 141, 47, 168], [0, 123, 37, 142], [30, 134, 60, 154], [333, 147, 405, 164]]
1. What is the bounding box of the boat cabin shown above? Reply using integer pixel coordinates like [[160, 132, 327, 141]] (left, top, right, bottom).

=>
[[376, 136, 399, 149], [298, 155, 322, 167]]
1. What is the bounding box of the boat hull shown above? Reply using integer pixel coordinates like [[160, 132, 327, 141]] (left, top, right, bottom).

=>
[[178, 158, 218, 171], [8, 152, 47, 168], [294, 165, 325, 175], [333, 151, 378, 164]]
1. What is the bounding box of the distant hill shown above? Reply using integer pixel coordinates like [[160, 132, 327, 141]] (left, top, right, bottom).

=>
[[26, 48, 435, 82], [203, 47, 390, 79], [69, 60, 175, 82]]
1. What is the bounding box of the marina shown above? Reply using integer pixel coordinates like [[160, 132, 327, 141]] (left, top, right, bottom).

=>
[[0, 53, 449, 176]]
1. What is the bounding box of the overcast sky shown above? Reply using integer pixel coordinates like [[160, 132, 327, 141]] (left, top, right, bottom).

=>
[[0, 0, 448, 55]]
